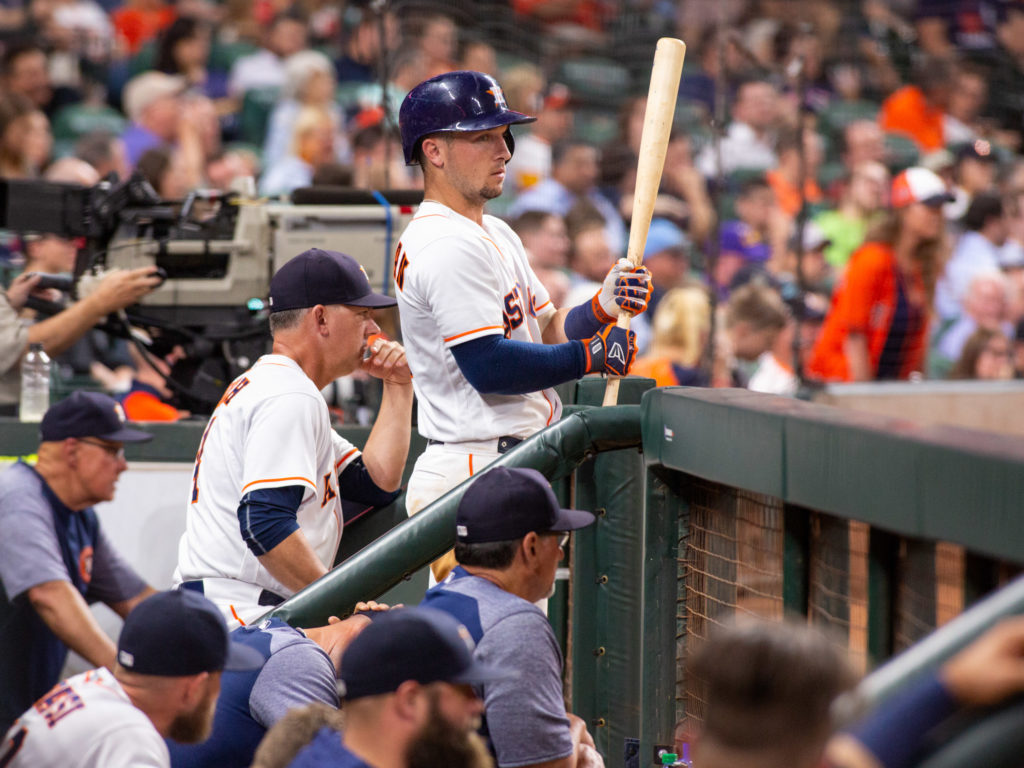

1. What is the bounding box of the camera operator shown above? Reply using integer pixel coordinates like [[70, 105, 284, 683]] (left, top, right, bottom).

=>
[[1, 267, 161, 415]]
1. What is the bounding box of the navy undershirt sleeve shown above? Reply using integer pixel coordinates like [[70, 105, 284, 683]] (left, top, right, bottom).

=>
[[338, 456, 402, 508], [450, 334, 586, 395], [237, 485, 305, 556]]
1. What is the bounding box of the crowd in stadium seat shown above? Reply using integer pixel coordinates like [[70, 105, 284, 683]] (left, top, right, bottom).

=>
[[4, 0, 1024, 404]]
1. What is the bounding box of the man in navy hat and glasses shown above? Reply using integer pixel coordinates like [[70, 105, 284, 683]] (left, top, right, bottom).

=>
[[1, 589, 264, 768], [422, 466, 605, 768], [288, 605, 509, 768], [0, 391, 158, 734], [174, 248, 414, 627]]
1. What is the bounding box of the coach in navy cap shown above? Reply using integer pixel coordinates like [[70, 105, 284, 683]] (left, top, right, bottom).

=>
[[0, 392, 159, 734], [289, 606, 509, 768], [420, 466, 602, 768], [173, 247, 413, 629], [268, 248, 396, 312]]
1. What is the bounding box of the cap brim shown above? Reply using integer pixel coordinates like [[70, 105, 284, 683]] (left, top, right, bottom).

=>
[[921, 193, 955, 207], [99, 426, 154, 443], [346, 291, 398, 309], [550, 507, 596, 532], [224, 640, 266, 671], [450, 658, 518, 686], [451, 111, 538, 132]]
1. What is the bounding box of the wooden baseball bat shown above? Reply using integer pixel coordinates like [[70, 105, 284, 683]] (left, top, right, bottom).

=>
[[602, 37, 686, 407]]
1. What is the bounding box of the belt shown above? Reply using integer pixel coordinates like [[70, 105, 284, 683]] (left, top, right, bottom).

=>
[[427, 435, 524, 454], [179, 580, 285, 607]]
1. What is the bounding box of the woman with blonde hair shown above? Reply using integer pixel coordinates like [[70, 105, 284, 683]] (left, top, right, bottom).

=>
[[632, 285, 712, 386], [263, 50, 345, 168], [258, 106, 335, 197]]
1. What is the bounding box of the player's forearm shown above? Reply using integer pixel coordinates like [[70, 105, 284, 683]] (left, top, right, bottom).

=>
[[540, 308, 571, 344], [451, 335, 585, 395], [26, 295, 108, 356], [28, 580, 118, 669], [361, 381, 413, 492], [257, 530, 329, 593], [108, 586, 158, 619]]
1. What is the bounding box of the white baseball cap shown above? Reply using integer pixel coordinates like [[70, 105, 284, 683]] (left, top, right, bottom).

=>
[[890, 167, 955, 209]]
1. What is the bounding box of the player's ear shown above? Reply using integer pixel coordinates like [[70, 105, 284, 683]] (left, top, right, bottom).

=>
[[420, 136, 446, 169]]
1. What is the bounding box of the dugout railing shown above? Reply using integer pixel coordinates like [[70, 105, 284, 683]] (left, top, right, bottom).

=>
[[267, 383, 1024, 768]]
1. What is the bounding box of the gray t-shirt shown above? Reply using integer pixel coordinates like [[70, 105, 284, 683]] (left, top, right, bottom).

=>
[[422, 568, 573, 768], [248, 621, 339, 725], [0, 292, 28, 407], [0, 461, 146, 603]]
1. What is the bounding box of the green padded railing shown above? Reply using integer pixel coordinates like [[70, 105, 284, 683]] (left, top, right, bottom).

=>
[[268, 404, 642, 627]]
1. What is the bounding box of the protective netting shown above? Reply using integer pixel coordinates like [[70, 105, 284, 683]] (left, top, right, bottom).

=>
[[679, 478, 784, 726], [672, 474, 1014, 729]]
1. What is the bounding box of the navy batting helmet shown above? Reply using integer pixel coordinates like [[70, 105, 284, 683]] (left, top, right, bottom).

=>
[[399, 70, 537, 165]]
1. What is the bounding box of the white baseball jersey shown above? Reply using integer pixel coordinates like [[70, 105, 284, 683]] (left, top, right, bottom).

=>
[[394, 201, 563, 443], [0, 667, 169, 768], [174, 354, 360, 625]]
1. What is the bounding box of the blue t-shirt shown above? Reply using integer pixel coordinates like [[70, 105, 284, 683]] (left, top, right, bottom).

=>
[[719, 220, 771, 263], [168, 618, 338, 768], [0, 461, 146, 734], [288, 727, 371, 768], [421, 567, 573, 768]]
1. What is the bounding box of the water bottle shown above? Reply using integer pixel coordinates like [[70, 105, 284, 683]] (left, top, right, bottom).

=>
[[19, 343, 50, 422]]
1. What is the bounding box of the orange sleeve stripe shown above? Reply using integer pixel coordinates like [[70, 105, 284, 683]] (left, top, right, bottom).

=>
[[533, 299, 551, 312], [229, 605, 246, 626], [335, 448, 359, 469], [444, 325, 503, 343], [480, 236, 506, 261], [241, 476, 315, 493]]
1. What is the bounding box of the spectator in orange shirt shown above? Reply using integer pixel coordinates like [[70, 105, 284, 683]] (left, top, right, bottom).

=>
[[118, 340, 189, 422], [766, 127, 824, 218], [113, 0, 176, 56], [878, 56, 956, 152], [807, 167, 952, 381]]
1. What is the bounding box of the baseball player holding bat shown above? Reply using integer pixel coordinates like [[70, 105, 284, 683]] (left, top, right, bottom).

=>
[[394, 71, 652, 580], [174, 248, 413, 626]]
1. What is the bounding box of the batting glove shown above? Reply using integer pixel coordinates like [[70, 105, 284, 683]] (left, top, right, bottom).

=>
[[596, 258, 654, 319], [582, 324, 637, 377]]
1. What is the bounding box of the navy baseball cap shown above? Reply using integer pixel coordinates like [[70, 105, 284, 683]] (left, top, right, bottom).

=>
[[40, 391, 153, 443], [456, 466, 595, 544], [339, 606, 513, 699], [117, 590, 264, 676], [269, 248, 396, 313]]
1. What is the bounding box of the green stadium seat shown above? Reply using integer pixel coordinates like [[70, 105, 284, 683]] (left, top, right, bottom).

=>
[[573, 107, 618, 145], [554, 56, 631, 109], [818, 100, 879, 138], [238, 87, 280, 147], [884, 133, 920, 172], [674, 100, 709, 130], [209, 40, 259, 73], [51, 103, 127, 143], [128, 41, 157, 78]]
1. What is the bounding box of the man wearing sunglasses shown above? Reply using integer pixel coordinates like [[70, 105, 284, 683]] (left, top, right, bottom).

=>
[[421, 466, 605, 768], [0, 390, 157, 734]]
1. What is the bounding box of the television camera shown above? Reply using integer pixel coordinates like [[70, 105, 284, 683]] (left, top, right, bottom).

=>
[[0, 174, 420, 412]]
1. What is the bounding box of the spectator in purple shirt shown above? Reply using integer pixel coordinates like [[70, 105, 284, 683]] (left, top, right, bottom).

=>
[[120, 70, 186, 167]]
